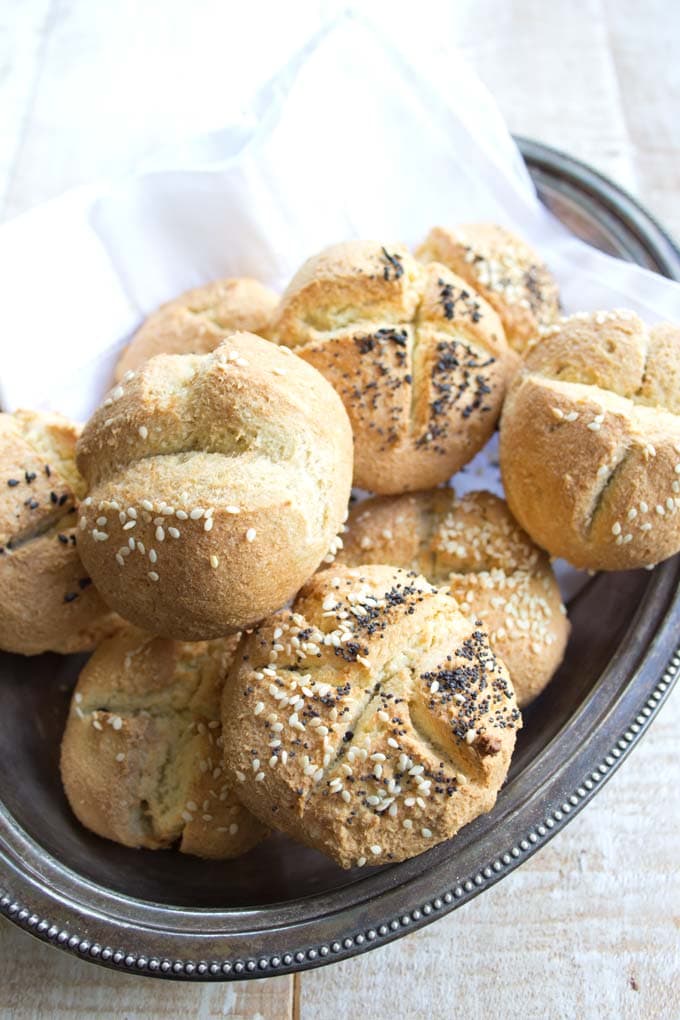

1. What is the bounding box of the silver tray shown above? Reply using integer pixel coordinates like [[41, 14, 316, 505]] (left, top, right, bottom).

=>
[[1, 138, 679, 981]]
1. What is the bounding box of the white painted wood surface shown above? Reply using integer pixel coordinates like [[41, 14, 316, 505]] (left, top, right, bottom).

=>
[[1, 2, 679, 1017]]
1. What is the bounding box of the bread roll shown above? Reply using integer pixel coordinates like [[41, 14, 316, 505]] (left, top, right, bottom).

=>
[[76, 332, 353, 640], [61, 626, 266, 857], [500, 311, 680, 570], [271, 241, 515, 494], [114, 278, 278, 381], [416, 224, 560, 353], [338, 489, 569, 707], [222, 564, 520, 869], [0, 409, 119, 655]]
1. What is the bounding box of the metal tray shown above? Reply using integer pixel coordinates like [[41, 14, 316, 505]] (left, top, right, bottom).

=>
[[1, 138, 679, 981]]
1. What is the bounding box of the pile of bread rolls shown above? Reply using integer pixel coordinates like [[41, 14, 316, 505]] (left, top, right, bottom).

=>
[[2, 223, 679, 872]]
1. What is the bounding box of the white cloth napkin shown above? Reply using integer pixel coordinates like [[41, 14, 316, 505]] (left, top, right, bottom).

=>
[[1, 14, 678, 422]]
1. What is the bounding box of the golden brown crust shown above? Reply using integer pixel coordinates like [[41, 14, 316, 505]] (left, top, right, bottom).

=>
[[271, 241, 515, 494], [222, 564, 520, 869], [114, 278, 278, 380], [0, 410, 120, 655], [61, 626, 267, 857], [338, 490, 569, 707], [500, 311, 680, 570], [416, 224, 561, 353], [76, 332, 353, 641]]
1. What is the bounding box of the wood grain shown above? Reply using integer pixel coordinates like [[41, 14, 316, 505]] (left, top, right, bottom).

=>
[[0, 2, 679, 1018]]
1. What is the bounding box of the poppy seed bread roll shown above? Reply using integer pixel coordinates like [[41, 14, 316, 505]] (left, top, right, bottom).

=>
[[0, 409, 119, 655], [61, 626, 266, 857], [114, 277, 278, 381], [271, 241, 515, 494], [222, 564, 520, 869], [416, 224, 561, 353], [499, 311, 680, 570], [76, 332, 353, 640], [338, 489, 569, 707]]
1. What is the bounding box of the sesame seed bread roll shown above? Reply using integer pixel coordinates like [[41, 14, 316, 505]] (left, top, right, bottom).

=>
[[338, 490, 569, 708], [222, 564, 520, 869], [499, 312, 680, 570], [416, 224, 561, 354], [0, 409, 120, 655], [114, 278, 278, 381], [76, 332, 353, 640], [61, 626, 266, 857], [270, 241, 516, 494]]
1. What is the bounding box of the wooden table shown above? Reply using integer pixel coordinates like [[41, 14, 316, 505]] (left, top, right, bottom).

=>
[[1, 3, 679, 1017]]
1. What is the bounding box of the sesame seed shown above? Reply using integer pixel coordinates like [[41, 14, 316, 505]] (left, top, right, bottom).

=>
[[255, 772, 265, 782], [370, 845, 382, 856], [229, 823, 239, 835], [168, 527, 180, 539], [254, 701, 264, 715], [357, 856, 367, 867], [123, 520, 136, 531], [465, 728, 477, 744], [421, 827, 432, 838], [175, 509, 188, 520], [429, 680, 439, 694], [235, 771, 246, 782], [226, 505, 241, 514], [115, 753, 125, 763], [142, 500, 153, 511], [587, 421, 601, 432], [246, 527, 256, 542], [210, 554, 219, 569], [387, 737, 399, 748], [138, 425, 148, 439], [627, 508, 637, 521], [204, 517, 214, 532], [612, 522, 621, 536], [190, 508, 204, 520], [115, 553, 125, 566], [111, 716, 123, 730], [155, 526, 165, 541], [148, 571, 159, 582]]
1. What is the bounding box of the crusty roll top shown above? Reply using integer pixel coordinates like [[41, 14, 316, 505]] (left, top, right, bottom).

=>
[[416, 223, 561, 352], [61, 626, 267, 857], [114, 277, 279, 380], [272, 241, 515, 494], [0, 410, 118, 655], [500, 311, 680, 570], [75, 332, 354, 639], [222, 564, 520, 869], [339, 489, 569, 707]]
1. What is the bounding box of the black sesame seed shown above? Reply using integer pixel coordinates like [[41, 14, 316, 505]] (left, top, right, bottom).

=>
[[7, 479, 19, 487], [63, 592, 78, 603]]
